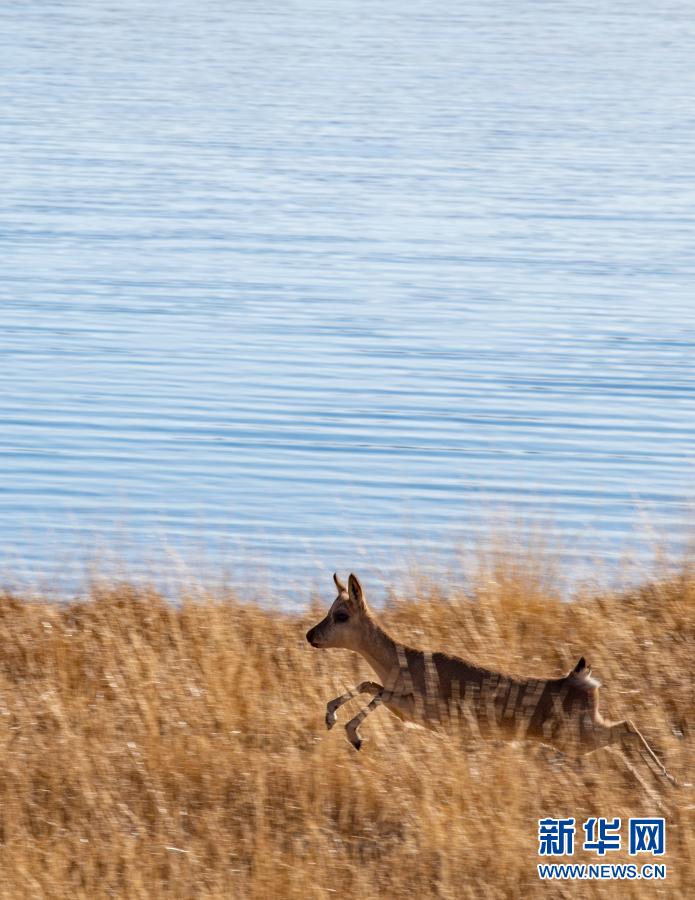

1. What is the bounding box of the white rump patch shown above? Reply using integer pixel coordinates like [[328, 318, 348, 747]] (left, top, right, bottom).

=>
[[571, 669, 601, 690]]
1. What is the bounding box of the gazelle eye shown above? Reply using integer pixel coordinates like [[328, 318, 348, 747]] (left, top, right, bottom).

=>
[[334, 611, 349, 623]]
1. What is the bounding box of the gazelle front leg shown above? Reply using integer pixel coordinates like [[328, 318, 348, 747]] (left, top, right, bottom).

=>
[[344, 690, 414, 751], [325, 681, 383, 730]]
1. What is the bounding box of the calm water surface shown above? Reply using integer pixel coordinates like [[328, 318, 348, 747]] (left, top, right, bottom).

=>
[[2, 1, 694, 595]]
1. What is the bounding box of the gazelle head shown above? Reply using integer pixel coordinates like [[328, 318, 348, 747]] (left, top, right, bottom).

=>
[[306, 573, 369, 651]]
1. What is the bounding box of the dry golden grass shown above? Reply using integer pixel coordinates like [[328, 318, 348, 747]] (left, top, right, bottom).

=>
[[0, 562, 692, 898]]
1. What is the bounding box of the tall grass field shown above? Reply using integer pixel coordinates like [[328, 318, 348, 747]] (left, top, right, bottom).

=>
[[0, 558, 692, 898]]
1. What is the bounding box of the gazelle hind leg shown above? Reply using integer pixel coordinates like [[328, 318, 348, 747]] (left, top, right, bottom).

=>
[[603, 747, 665, 809], [589, 719, 678, 787], [325, 681, 382, 730], [613, 719, 678, 786]]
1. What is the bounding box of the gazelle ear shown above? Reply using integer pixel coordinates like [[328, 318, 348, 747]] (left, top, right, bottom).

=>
[[333, 572, 347, 593], [348, 573, 366, 610]]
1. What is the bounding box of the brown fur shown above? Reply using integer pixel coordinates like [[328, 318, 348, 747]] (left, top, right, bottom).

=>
[[307, 573, 677, 785]]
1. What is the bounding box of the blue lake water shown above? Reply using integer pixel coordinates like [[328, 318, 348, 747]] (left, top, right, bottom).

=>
[[1, 1, 694, 596]]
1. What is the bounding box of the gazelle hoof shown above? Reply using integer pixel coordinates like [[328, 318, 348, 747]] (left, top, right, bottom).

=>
[[350, 737, 362, 751], [325, 711, 337, 730]]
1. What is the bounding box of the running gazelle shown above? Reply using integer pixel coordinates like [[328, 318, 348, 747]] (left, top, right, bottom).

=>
[[306, 573, 677, 785]]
